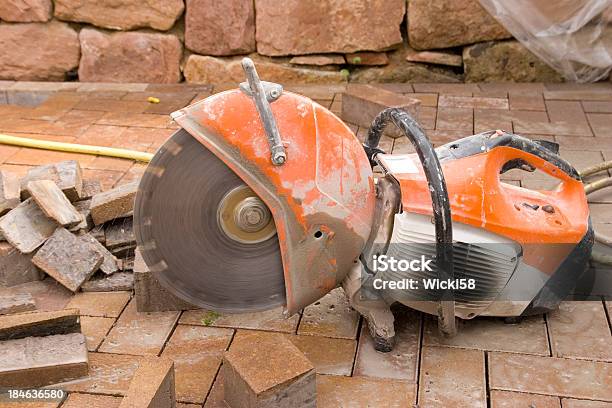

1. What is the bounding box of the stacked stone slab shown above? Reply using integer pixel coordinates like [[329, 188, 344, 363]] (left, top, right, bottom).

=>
[[0, 161, 137, 298], [0, 309, 89, 388], [0, 0, 570, 83]]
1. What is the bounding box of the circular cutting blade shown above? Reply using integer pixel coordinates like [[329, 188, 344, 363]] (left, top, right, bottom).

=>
[[134, 129, 285, 313]]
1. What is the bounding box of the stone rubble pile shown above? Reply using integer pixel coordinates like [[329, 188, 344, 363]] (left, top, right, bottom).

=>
[[0, 159, 136, 315]]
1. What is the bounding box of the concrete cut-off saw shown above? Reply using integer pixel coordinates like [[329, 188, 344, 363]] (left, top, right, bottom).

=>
[[134, 58, 593, 351]]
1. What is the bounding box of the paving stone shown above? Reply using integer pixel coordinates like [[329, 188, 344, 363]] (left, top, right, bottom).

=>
[[548, 301, 612, 362], [490, 390, 561, 408], [0, 333, 88, 388], [354, 308, 421, 380], [162, 325, 233, 404], [26, 180, 82, 227], [119, 356, 175, 408], [546, 100, 589, 126], [0, 242, 42, 286], [90, 181, 138, 225], [61, 393, 122, 408], [134, 248, 198, 312], [0, 198, 58, 253], [285, 334, 356, 376], [0, 308, 80, 341], [70, 199, 95, 233], [66, 291, 131, 318], [33, 227, 103, 292], [316, 374, 416, 407], [80, 316, 115, 352], [20, 160, 82, 201], [419, 346, 486, 408], [474, 109, 513, 134], [341, 84, 420, 138], [79, 179, 103, 200], [509, 92, 546, 111], [298, 288, 361, 340], [99, 299, 179, 356], [1, 400, 62, 408], [82, 271, 134, 292], [82, 234, 119, 275], [424, 315, 549, 356], [489, 352, 612, 401], [203, 371, 225, 408], [105, 217, 135, 249], [439, 95, 509, 110], [436, 107, 474, 132], [0, 170, 20, 215], [223, 331, 316, 408], [6, 278, 72, 312], [0, 292, 36, 315], [587, 113, 612, 138], [59, 352, 142, 396], [562, 399, 612, 408], [180, 307, 299, 333], [582, 101, 612, 114]]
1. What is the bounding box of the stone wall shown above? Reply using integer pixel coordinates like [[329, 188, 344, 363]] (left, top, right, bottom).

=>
[[0, 0, 566, 84]]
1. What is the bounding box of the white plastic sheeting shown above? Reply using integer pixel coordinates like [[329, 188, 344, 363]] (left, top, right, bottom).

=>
[[478, 0, 612, 82]]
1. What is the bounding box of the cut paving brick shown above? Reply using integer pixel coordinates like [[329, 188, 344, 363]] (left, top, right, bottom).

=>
[[134, 248, 197, 312], [20, 160, 83, 202], [90, 181, 138, 225], [162, 325, 233, 404], [0, 333, 89, 388], [419, 346, 487, 408], [0, 198, 58, 253], [298, 288, 360, 339], [180, 306, 299, 333], [6, 278, 73, 312], [203, 370, 226, 408], [79, 178, 103, 200], [105, 217, 135, 249], [561, 399, 612, 408], [0, 170, 20, 215], [0, 308, 80, 341], [0, 292, 36, 315], [316, 374, 416, 407], [26, 180, 83, 227], [119, 356, 176, 408], [99, 299, 179, 356], [66, 291, 131, 318], [82, 271, 134, 292], [59, 352, 142, 396], [223, 331, 316, 408], [548, 301, 612, 362], [71, 198, 94, 232], [489, 352, 612, 401], [341, 84, 420, 138], [285, 334, 356, 376], [424, 315, 549, 356], [490, 390, 561, 408], [61, 393, 122, 408], [80, 315, 115, 352], [354, 308, 421, 380], [0, 242, 42, 286], [32, 227, 103, 292], [80, 233, 118, 275]]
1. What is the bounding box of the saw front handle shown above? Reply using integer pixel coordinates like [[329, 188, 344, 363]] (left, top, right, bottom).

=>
[[365, 108, 457, 337]]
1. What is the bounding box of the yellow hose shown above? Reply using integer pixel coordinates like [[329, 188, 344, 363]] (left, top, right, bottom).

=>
[[0, 133, 153, 162]]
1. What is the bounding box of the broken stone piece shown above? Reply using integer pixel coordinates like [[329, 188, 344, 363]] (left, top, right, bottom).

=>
[[134, 248, 196, 312], [90, 181, 138, 225], [80, 233, 118, 275], [0, 242, 42, 286], [0, 171, 21, 216], [32, 228, 103, 292], [20, 160, 83, 202], [341, 84, 421, 138], [70, 198, 95, 233], [79, 179, 102, 200], [0, 308, 80, 341], [81, 272, 134, 292], [0, 293, 36, 315], [118, 356, 175, 408], [222, 331, 316, 408], [0, 333, 89, 388], [27, 180, 83, 227], [405, 48, 463, 67], [290, 54, 346, 66], [345, 52, 389, 66], [0, 198, 58, 253]]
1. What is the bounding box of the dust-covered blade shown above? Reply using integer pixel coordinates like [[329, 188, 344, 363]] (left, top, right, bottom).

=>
[[134, 129, 286, 313]]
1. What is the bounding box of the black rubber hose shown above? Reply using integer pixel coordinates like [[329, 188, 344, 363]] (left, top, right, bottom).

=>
[[365, 108, 454, 291]]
